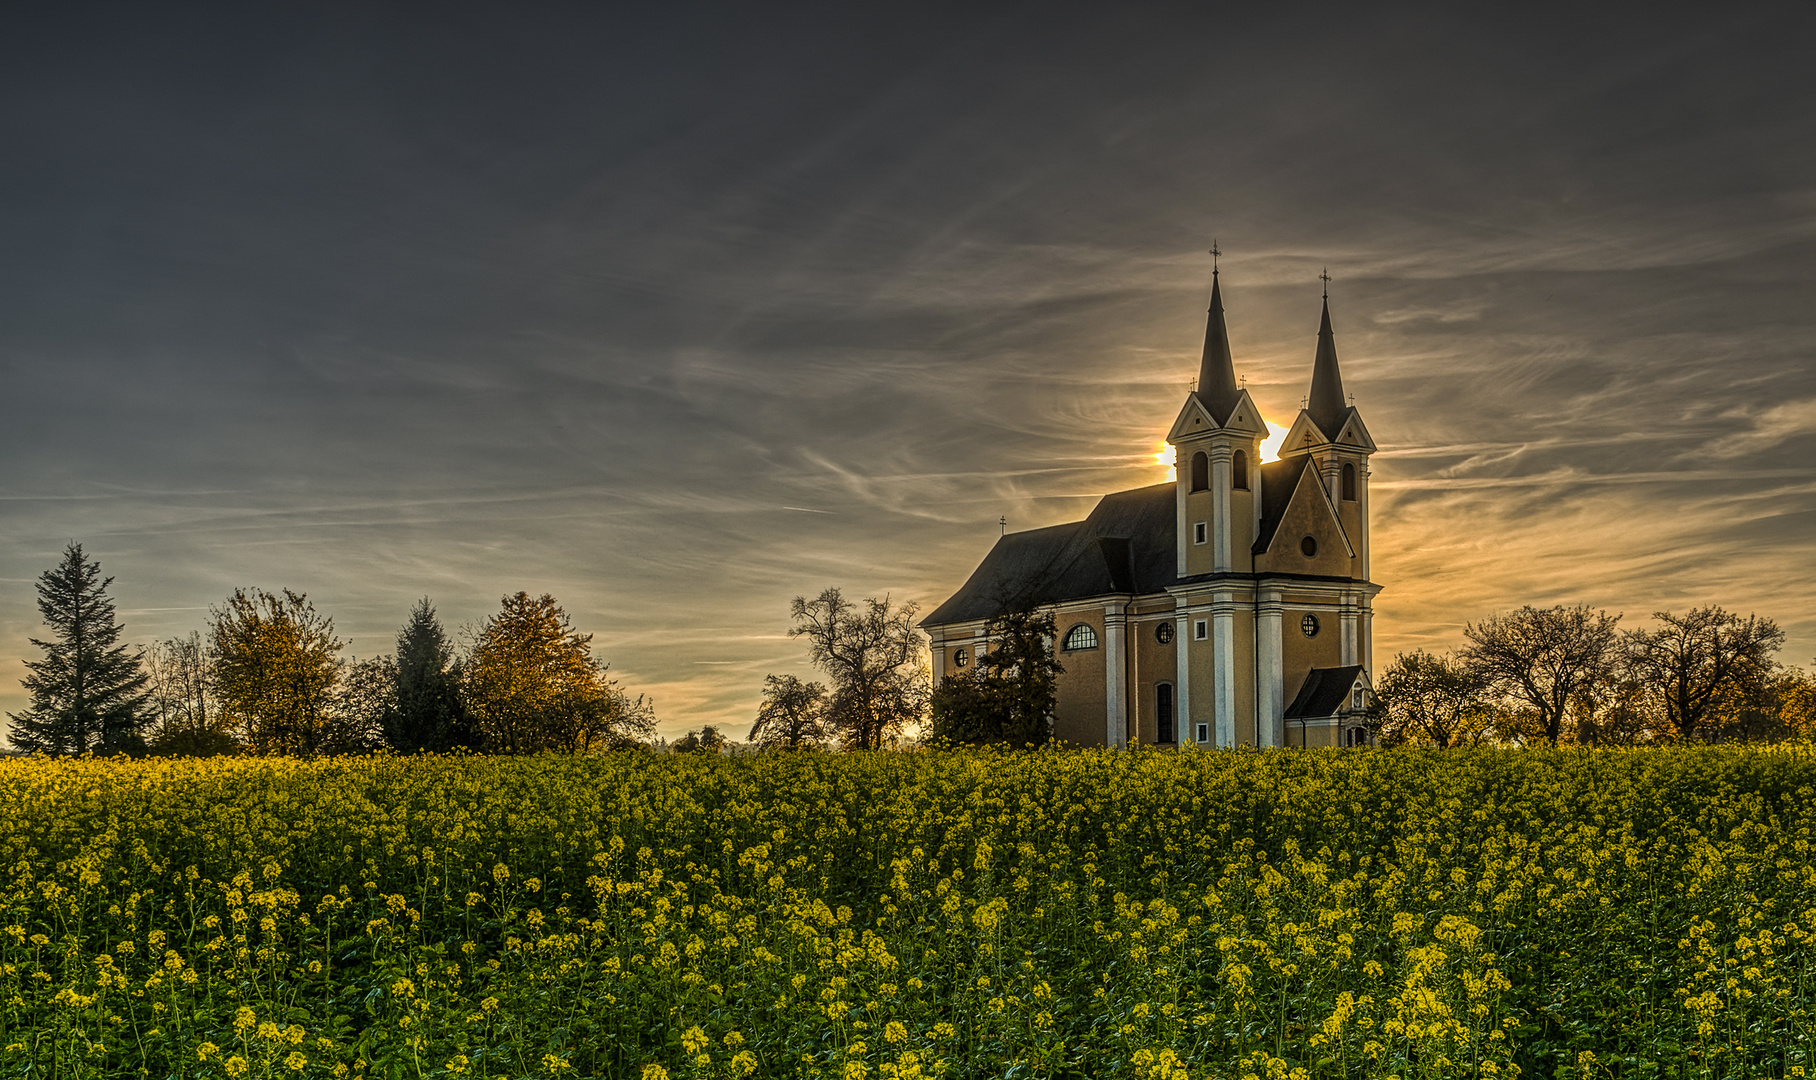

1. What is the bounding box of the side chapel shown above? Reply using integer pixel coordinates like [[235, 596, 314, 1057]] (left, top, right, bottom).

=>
[[921, 270, 1381, 748]]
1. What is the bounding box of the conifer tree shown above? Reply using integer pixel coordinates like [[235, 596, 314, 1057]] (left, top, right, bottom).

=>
[[387, 598, 470, 752], [8, 543, 151, 754]]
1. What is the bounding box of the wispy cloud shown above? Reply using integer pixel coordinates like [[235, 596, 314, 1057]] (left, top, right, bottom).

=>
[[3, 5, 1815, 734]]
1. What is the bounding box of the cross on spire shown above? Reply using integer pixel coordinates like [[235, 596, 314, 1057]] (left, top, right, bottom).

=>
[[1210, 240, 1220, 275], [1319, 266, 1331, 300]]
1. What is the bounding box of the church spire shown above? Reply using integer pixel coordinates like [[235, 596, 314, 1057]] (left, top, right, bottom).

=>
[[1195, 256, 1241, 423], [1306, 275, 1349, 436]]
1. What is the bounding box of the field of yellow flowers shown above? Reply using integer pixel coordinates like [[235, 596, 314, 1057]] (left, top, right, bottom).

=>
[[0, 747, 1811, 1080]]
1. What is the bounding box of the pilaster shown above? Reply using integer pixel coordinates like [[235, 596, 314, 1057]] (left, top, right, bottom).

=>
[[1174, 604, 1192, 746], [1257, 591, 1284, 748], [1210, 444, 1234, 572], [1104, 604, 1128, 749], [1340, 595, 1359, 667], [1212, 592, 1237, 747]]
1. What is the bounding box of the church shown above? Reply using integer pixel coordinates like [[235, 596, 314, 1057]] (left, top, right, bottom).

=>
[[921, 270, 1381, 749]]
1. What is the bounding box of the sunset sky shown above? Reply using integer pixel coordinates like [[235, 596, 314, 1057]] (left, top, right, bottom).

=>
[[4, 4, 1814, 739]]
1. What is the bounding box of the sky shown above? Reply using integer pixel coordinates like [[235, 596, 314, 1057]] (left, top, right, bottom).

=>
[[4, 3, 1815, 741]]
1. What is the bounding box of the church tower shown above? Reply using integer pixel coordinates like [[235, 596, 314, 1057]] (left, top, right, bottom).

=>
[[921, 261, 1383, 750]]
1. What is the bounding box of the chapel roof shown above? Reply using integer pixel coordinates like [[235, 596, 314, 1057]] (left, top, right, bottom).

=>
[[921, 483, 1177, 626], [1283, 665, 1364, 719]]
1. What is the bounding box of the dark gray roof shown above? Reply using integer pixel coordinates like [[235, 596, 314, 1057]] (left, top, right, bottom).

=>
[[1194, 273, 1241, 424], [1251, 454, 1315, 554], [1307, 298, 1349, 438], [1284, 665, 1363, 719], [922, 483, 1177, 626]]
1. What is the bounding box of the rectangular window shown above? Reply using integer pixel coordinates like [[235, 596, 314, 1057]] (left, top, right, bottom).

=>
[[1193, 521, 1207, 545], [1195, 723, 1209, 744], [1193, 619, 1208, 640]]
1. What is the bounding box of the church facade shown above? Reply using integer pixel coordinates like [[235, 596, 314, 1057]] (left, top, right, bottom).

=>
[[921, 274, 1381, 749]]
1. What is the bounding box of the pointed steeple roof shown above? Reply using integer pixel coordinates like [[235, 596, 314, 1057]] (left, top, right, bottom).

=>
[[1306, 296, 1349, 436], [1194, 272, 1242, 423]]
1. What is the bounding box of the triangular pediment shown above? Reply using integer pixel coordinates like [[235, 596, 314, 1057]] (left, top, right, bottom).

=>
[[1266, 462, 1355, 561], [1168, 389, 1266, 443], [1277, 410, 1334, 455], [1219, 390, 1267, 436], [1168, 395, 1219, 442], [1332, 409, 1377, 452]]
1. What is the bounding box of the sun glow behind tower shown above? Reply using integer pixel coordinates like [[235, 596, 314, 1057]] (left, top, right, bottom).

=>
[[1259, 418, 1286, 462]]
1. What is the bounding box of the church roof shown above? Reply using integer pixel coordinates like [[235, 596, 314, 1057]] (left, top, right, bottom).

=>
[[921, 483, 1177, 626], [1251, 454, 1316, 554], [1306, 298, 1349, 437], [1284, 665, 1363, 719], [1194, 273, 1242, 424]]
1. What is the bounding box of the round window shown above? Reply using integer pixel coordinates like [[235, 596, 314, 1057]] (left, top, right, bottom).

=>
[[953, 647, 970, 667], [1155, 621, 1174, 644], [1301, 614, 1320, 638], [1300, 535, 1318, 558]]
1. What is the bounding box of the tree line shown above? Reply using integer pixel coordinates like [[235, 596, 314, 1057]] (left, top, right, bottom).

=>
[[6, 544, 653, 756], [15, 546, 1811, 758], [729, 587, 1057, 752], [1372, 604, 1816, 746]]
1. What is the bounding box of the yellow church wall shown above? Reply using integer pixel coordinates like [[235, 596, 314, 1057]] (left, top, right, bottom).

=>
[[1185, 488, 1216, 575], [1281, 611, 1343, 701], [1230, 487, 1256, 571], [1128, 614, 1179, 745], [1290, 720, 1340, 749], [1051, 611, 1107, 746], [1188, 624, 1216, 744], [1232, 613, 1257, 746]]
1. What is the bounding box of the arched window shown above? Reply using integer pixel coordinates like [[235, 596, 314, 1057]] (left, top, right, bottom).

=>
[[1341, 462, 1357, 501], [1062, 623, 1098, 651], [1233, 449, 1250, 491], [1190, 451, 1209, 492], [1156, 683, 1175, 744]]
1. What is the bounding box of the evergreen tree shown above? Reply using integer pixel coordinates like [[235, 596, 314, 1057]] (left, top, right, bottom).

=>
[[8, 543, 151, 754], [387, 599, 470, 752], [928, 606, 1062, 747]]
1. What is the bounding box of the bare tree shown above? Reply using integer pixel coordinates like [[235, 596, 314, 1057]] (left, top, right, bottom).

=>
[[749, 674, 830, 750], [1462, 605, 1622, 745], [1624, 606, 1783, 741], [789, 588, 930, 750], [1569, 673, 1666, 747], [144, 631, 238, 755], [1371, 650, 1490, 748]]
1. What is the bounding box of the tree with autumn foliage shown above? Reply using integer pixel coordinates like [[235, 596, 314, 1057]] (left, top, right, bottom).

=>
[[462, 592, 653, 753], [210, 588, 367, 755]]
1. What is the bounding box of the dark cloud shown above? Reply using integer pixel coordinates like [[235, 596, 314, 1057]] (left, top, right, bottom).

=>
[[5, 3, 1816, 735]]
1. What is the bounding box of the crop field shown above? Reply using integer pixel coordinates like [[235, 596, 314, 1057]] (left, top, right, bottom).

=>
[[0, 748, 1812, 1080]]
